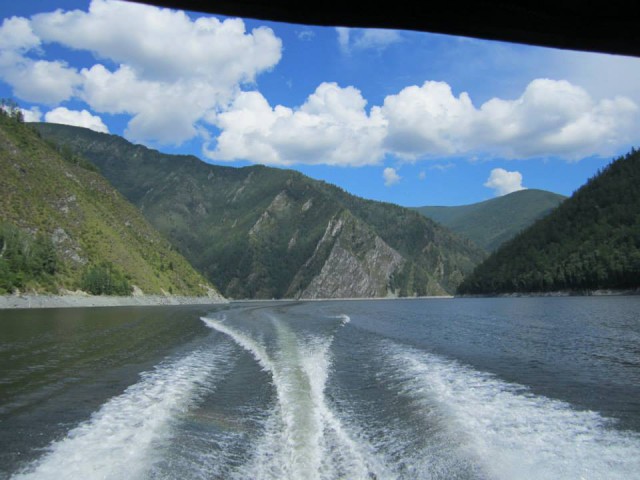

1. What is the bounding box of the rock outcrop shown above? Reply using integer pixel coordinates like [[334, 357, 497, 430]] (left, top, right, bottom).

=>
[[291, 212, 404, 298]]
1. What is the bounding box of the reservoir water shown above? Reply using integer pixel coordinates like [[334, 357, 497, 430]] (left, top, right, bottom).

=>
[[1, 297, 639, 479]]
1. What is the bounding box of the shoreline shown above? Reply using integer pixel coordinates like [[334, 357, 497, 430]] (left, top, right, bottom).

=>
[[457, 288, 640, 298], [0, 293, 228, 310], [4, 289, 637, 309], [1, 294, 454, 309]]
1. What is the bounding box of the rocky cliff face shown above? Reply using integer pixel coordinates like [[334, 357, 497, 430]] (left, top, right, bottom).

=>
[[290, 212, 404, 298]]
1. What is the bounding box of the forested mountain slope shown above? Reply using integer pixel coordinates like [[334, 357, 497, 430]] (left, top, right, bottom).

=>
[[458, 149, 640, 294], [35, 123, 486, 299], [414, 189, 566, 251], [0, 112, 219, 297]]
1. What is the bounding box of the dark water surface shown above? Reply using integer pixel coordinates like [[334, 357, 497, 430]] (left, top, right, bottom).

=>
[[0, 297, 639, 479]]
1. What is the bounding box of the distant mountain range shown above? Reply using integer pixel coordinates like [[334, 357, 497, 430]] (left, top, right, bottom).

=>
[[13, 120, 633, 298], [458, 149, 640, 294], [0, 113, 219, 297], [413, 189, 567, 251], [35, 123, 486, 299]]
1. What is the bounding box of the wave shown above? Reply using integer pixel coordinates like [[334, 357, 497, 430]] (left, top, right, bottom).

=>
[[13, 343, 230, 480], [201, 315, 390, 480], [383, 341, 640, 480], [332, 314, 350, 326]]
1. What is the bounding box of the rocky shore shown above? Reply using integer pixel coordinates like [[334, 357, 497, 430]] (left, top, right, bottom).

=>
[[0, 292, 228, 309]]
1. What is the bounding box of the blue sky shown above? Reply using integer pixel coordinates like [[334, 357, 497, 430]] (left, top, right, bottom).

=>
[[2, 0, 640, 206]]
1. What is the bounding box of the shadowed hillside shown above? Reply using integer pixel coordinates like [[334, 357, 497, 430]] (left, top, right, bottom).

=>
[[35, 123, 486, 299], [414, 189, 566, 251], [458, 149, 640, 294]]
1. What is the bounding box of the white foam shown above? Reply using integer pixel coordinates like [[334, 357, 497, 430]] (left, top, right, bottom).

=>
[[202, 316, 391, 480], [384, 342, 640, 480], [13, 344, 229, 480]]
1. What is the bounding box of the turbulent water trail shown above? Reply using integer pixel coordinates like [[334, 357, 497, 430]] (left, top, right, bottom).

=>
[[383, 341, 640, 480], [12, 344, 230, 480], [201, 315, 389, 480]]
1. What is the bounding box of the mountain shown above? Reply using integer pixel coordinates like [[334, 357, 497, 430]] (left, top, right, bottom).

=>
[[0, 112, 220, 297], [414, 189, 567, 251], [35, 123, 486, 299], [458, 149, 640, 295]]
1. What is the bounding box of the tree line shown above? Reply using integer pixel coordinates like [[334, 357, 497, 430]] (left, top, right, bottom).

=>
[[458, 148, 640, 294]]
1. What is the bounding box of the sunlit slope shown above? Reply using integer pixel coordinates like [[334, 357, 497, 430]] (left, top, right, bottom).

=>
[[0, 115, 218, 296], [35, 123, 486, 299], [414, 189, 566, 251], [458, 149, 640, 294]]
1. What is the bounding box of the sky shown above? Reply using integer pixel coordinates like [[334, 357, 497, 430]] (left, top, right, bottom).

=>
[[1, 0, 640, 206]]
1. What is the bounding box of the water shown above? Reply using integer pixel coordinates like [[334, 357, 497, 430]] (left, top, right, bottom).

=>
[[1, 298, 639, 479]]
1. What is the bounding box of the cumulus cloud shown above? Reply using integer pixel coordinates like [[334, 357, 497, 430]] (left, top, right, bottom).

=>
[[336, 27, 402, 53], [484, 168, 525, 196], [381, 81, 476, 157], [383, 167, 401, 186], [208, 77, 637, 166], [473, 79, 638, 159], [0, 0, 282, 144], [206, 82, 387, 166], [21, 106, 41, 122], [380, 78, 638, 160], [3, 59, 82, 104], [31, 1, 281, 84], [0, 16, 40, 51], [0, 17, 82, 104], [79, 63, 211, 143], [44, 107, 109, 133]]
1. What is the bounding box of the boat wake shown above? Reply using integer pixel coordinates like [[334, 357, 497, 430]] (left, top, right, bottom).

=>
[[382, 341, 640, 480], [202, 315, 390, 480], [13, 343, 231, 480]]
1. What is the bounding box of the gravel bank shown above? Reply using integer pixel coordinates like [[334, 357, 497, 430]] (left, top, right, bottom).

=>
[[0, 293, 228, 309]]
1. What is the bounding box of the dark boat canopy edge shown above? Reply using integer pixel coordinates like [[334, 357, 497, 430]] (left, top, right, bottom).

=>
[[127, 0, 640, 58]]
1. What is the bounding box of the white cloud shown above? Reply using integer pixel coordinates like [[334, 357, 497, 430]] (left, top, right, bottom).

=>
[[380, 78, 638, 161], [297, 29, 315, 41], [484, 168, 525, 196], [356, 29, 402, 50], [31, 0, 281, 84], [473, 79, 638, 159], [79, 63, 212, 143], [0, 17, 81, 104], [336, 27, 402, 53], [418, 171, 426, 180], [0, 16, 40, 52], [206, 78, 638, 166], [550, 49, 640, 105], [44, 107, 109, 133], [336, 28, 350, 52], [21, 106, 41, 122], [383, 167, 401, 186], [206, 83, 387, 166], [429, 162, 455, 171], [2, 59, 82, 104], [0, 0, 282, 144], [381, 81, 476, 157]]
